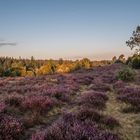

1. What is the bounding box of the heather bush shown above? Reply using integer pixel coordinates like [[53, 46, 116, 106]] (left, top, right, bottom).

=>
[[89, 82, 111, 92], [118, 93, 140, 106], [78, 91, 108, 110], [61, 109, 100, 125], [31, 130, 46, 140], [116, 67, 135, 81], [116, 86, 134, 95], [79, 77, 93, 85], [5, 94, 23, 107], [30, 102, 120, 140], [0, 115, 24, 140], [76, 108, 103, 122], [62, 108, 120, 130], [63, 83, 79, 92], [53, 91, 70, 102], [31, 117, 120, 140], [0, 101, 7, 113], [21, 95, 55, 114], [74, 74, 94, 85], [113, 80, 127, 91], [44, 86, 71, 102], [21, 95, 56, 127], [0, 80, 6, 86], [117, 87, 140, 111], [100, 74, 116, 84], [101, 116, 120, 129]]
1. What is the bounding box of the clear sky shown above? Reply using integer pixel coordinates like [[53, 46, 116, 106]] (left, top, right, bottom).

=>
[[0, 0, 140, 60]]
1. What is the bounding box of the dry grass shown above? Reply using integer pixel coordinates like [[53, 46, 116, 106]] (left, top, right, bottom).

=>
[[103, 91, 140, 140]]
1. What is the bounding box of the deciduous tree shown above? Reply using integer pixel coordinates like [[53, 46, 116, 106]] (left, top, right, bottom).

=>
[[126, 26, 140, 54]]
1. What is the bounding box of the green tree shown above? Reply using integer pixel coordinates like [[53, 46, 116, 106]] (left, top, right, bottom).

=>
[[80, 58, 91, 69], [112, 56, 117, 62], [118, 54, 125, 62], [126, 26, 140, 54], [26, 56, 37, 76], [58, 58, 63, 65]]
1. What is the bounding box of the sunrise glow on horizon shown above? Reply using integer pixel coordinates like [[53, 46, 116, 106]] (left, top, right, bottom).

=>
[[0, 0, 140, 60]]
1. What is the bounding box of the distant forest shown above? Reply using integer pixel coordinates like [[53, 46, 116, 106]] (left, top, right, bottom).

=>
[[0, 56, 117, 77], [0, 53, 129, 77]]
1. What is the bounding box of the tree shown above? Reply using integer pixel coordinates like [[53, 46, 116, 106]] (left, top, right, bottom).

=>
[[58, 58, 63, 65], [126, 26, 140, 54], [80, 58, 91, 69], [112, 56, 117, 62], [25, 56, 37, 76], [118, 54, 125, 61], [38, 60, 56, 75]]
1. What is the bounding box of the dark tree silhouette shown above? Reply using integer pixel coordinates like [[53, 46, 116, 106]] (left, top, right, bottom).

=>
[[126, 26, 140, 53], [112, 56, 117, 62], [118, 54, 125, 61], [25, 56, 37, 76]]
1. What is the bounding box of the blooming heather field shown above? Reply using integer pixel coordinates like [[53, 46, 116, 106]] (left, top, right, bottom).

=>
[[0, 63, 140, 140]]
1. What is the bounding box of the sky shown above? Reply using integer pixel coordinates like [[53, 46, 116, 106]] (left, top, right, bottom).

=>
[[0, 0, 140, 60]]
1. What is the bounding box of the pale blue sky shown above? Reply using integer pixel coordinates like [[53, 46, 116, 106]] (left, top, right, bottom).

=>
[[0, 0, 140, 60]]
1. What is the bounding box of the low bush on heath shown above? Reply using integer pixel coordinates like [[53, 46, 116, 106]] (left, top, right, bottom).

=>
[[0, 115, 24, 140], [78, 90, 108, 110], [31, 108, 120, 140], [116, 67, 135, 81]]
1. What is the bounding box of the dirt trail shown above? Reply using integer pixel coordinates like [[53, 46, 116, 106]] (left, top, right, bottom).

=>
[[104, 91, 140, 140]]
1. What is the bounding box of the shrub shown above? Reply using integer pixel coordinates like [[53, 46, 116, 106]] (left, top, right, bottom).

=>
[[78, 90, 108, 110], [116, 86, 137, 95], [117, 87, 140, 112], [30, 106, 120, 140], [31, 130, 46, 140], [75, 108, 120, 129], [131, 56, 140, 69], [116, 67, 135, 81], [21, 95, 56, 126], [31, 119, 120, 140], [44, 86, 71, 102], [126, 56, 132, 66], [101, 116, 120, 129], [74, 74, 93, 85], [11, 69, 21, 77], [114, 59, 124, 64], [76, 108, 103, 123], [89, 83, 111, 92], [0, 115, 24, 140], [61, 108, 103, 125], [113, 80, 127, 90], [126, 54, 140, 69], [3, 69, 12, 77], [0, 102, 7, 113], [5, 94, 23, 107], [21, 95, 55, 114]]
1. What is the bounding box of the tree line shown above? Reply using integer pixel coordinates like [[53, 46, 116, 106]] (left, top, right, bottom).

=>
[[0, 57, 112, 77]]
